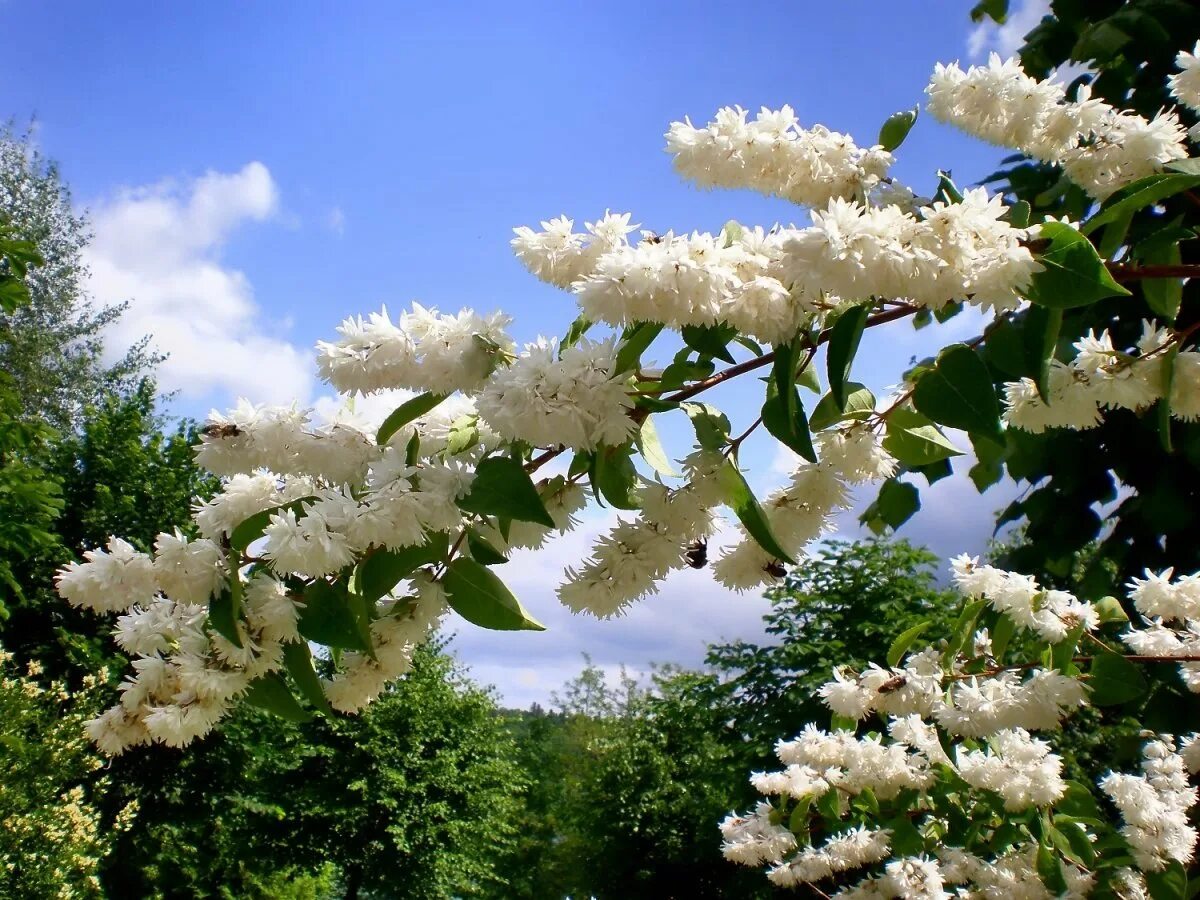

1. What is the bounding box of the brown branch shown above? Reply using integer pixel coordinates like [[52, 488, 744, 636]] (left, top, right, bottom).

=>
[[1109, 263, 1200, 282]]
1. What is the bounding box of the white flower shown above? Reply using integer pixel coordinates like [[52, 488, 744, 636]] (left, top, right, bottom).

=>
[[316, 302, 513, 396], [719, 802, 798, 867], [476, 337, 635, 451], [152, 530, 225, 605], [957, 728, 1066, 810], [56, 537, 158, 614], [1170, 42, 1200, 112]]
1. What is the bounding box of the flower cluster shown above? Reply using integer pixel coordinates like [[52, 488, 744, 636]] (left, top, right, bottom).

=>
[[715, 428, 895, 591], [559, 451, 725, 618], [1171, 42, 1200, 114], [316, 303, 514, 396], [665, 104, 894, 207], [1122, 567, 1200, 693], [516, 188, 1039, 342], [927, 54, 1189, 198], [722, 558, 1200, 895], [1003, 322, 1200, 433], [475, 337, 636, 451]]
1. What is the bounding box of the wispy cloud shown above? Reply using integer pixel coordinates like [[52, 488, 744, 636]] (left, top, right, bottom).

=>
[[84, 162, 314, 406]]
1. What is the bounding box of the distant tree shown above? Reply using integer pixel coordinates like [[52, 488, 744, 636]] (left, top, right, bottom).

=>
[[102, 643, 527, 900], [700, 538, 960, 771], [0, 124, 155, 430]]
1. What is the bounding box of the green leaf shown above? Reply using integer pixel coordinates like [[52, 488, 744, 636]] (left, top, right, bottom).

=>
[[1036, 842, 1068, 896], [208, 586, 243, 648], [1024, 221, 1131, 308], [681, 402, 731, 451], [887, 621, 931, 667], [466, 527, 509, 565], [562, 315, 592, 350], [943, 599, 988, 667], [717, 461, 795, 564], [405, 430, 421, 466], [883, 407, 963, 467], [888, 815, 925, 856], [243, 672, 312, 722], [935, 170, 963, 204], [878, 106, 919, 152], [1088, 649, 1147, 705], [795, 361, 821, 394], [761, 382, 817, 463], [969, 0, 1008, 23], [810, 384, 876, 431], [826, 304, 870, 409], [1142, 238, 1184, 321], [298, 579, 370, 651], [282, 641, 332, 716], [1160, 344, 1179, 454], [1081, 173, 1200, 236], [991, 613, 1015, 661], [377, 392, 446, 445], [912, 344, 1004, 444], [1007, 199, 1031, 228], [229, 496, 317, 554], [355, 534, 449, 604], [681, 323, 737, 364], [636, 415, 680, 478], [872, 479, 920, 530], [458, 456, 555, 527], [1145, 860, 1187, 900], [1094, 596, 1129, 625], [445, 415, 480, 456], [594, 444, 641, 510], [614, 321, 664, 374], [1023, 305, 1062, 402], [442, 557, 545, 631]]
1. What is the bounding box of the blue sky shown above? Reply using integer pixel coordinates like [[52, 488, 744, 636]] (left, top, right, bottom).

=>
[[3, 0, 1042, 704]]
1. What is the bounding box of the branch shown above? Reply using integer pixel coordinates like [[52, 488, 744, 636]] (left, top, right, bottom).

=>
[[1108, 263, 1200, 282]]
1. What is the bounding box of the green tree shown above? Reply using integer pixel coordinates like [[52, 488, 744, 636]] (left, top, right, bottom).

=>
[[102, 643, 527, 900], [702, 539, 959, 770], [0, 124, 155, 431]]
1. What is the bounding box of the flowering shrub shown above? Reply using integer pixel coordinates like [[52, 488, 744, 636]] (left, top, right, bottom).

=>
[[45, 18, 1200, 895], [0, 649, 136, 896]]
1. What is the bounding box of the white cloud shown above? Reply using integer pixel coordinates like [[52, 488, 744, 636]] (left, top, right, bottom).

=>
[[327, 206, 346, 236], [967, 0, 1050, 59], [85, 162, 314, 406]]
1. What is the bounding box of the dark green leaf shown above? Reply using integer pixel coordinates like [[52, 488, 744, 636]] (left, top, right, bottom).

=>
[[442, 558, 545, 631], [1023, 305, 1062, 402], [681, 323, 737, 364], [208, 586, 243, 648], [1025, 221, 1131, 308], [243, 672, 312, 722], [1142, 239, 1184, 321], [467, 527, 509, 565], [458, 456, 555, 527], [717, 461, 795, 564], [1145, 861, 1187, 900], [1036, 842, 1068, 896], [298, 579, 370, 651], [282, 641, 332, 715], [873, 479, 920, 530], [1007, 199, 1030, 228], [1088, 649, 1146, 705], [883, 407, 963, 467], [594, 444, 641, 510], [1082, 174, 1200, 236], [943, 598, 988, 666], [761, 382, 817, 463], [913, 344, 1003, 444], [355, 534, 449, 604], [377, 392, 446, 445], [827, 304, 870, 409]]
